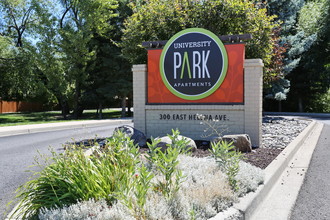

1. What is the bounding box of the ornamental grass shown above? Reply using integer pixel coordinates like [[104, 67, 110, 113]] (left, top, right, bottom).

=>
[[11, 130, 264, 220]]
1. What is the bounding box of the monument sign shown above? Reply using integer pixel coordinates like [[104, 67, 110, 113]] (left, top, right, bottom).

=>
[[133, 28, 263, 146]]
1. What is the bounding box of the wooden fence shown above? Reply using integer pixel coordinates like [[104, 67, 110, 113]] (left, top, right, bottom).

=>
[[0, 101, 43, 113]]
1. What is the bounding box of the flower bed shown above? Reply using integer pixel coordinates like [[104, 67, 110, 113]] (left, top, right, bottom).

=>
[[12, 130, 264, 220]]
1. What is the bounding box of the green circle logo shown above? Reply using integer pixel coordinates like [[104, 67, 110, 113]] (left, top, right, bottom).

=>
[[160, 28, 228, 100]]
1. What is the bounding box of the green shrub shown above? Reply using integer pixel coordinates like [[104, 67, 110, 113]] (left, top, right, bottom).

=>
[[209, 141, 243, 191], [12, 131, 140, 219], [39, 156, 264, 220], [14, 129, 264, 219], [146, 129, 190, 199]]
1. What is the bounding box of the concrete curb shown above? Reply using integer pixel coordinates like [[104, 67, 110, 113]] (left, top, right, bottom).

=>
[[230, 120, 321, 219], [0, 118, 133, 137], [5, 119, 323, 219], [265, 112, 330, 118], [249, 121, 324, 219]]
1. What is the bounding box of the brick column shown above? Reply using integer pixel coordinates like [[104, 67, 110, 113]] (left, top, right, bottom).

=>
[[132, 64, 147, 134], [244, 59, 264, 147]]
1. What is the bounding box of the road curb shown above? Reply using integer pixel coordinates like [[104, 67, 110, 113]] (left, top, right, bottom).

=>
[[230, 120, 322, 219], [265, 112, 330, 118], [5, 119, 323, 219], [0, 118, 133, 137]]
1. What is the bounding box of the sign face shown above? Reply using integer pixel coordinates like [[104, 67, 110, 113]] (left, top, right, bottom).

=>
[[160, 28, 228, 100]]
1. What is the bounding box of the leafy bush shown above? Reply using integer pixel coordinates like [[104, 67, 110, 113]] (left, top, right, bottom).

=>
[[38, 155, 263, 220], [15, 129, 264, 219], [39, 198, 132, 220], [146, 129, 190, 199], [209, 141, 243, 191], [236, 161, 264, 197], [12, 131, 140, 219]]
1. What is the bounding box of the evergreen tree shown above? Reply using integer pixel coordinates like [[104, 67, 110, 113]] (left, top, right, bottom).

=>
[[267, 0, 317, 74], [83, 0, 132, 119], [263, 0, 330, 112], [286, 0, 330, 112]]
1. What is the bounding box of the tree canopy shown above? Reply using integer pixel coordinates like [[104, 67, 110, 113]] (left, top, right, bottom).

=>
[[0, 0, 132, 118], [1, 0, 329, 114], [122, 0, 277, 68]]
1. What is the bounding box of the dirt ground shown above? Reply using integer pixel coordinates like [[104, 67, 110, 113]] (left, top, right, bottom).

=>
[[68, 138, 283, 170], [190, 147, 282, 169]]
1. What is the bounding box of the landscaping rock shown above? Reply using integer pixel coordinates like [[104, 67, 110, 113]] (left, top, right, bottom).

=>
[[262, 116, 310, 149], [211, 134, 252, 152], [113, 125, 147, 147], [155, 135, 197, 152]]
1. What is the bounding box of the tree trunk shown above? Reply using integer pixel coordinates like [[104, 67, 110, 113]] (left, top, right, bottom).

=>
[[127, 97, 132, 116], [73, 80, 81, 119], [298, 97, 304, 112], [121, 96, 126, 118], [278, 100, 282, 112], [59, 98, 69, 119], [98, 102, 103, 119]]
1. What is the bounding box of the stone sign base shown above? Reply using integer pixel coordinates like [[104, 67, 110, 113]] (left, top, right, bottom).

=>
[[133, 59, 263, 147]]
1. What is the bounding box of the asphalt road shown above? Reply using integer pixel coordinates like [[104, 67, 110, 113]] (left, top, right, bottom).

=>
[[0, 122, 132, 219], [290, 119, 330, 220]]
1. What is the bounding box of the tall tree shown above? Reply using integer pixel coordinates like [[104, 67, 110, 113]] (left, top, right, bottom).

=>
[[33, 9, 73, 117], [83, 0, 133, 119], [266, 0, 317, 74], [122, 0, 277, 68], [0, 0, 49, 101], [1, 0, 135, 118], [264, 0, 330, 112], [286, 0, 330, 112], [55, 0, 118, 118]]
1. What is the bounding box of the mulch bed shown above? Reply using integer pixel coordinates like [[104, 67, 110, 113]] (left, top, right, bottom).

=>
[[140, 140, 283, 169], [190, 140, 283, 169], [240, 148, 283, 169], [66, 139, 283, 170], [190, 148, 283, 169]]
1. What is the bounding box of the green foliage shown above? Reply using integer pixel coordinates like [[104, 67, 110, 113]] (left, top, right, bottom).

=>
[[122, 0, 277, 66], [146, 129, 190, 199], [262, 0, 330, 112], [84, 19, 132, 114], [13, 128, 262, 218], [298, 0, 326, 36], [266, 0, 316, 74], [284, 0, 330, 112], [118, 164, 154, 219], [0, 0, 51, 101], [264, 78, 290, 101], [210, 141, 243, 191], [0, 0, 41, 47], [12, 131, 140, 219], [305, 89, 330, 113], [0, 0, 133, 116], [12, 129, 192, 218]]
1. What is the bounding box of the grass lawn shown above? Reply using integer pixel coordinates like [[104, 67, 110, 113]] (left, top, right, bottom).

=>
[[0, 109, 125, 127]]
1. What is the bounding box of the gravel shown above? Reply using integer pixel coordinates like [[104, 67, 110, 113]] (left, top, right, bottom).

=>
[[68, 116, 312, 169], [242, 116, 311, 169], [262, 116, 311, 149], [192, 116, 311, 169]]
